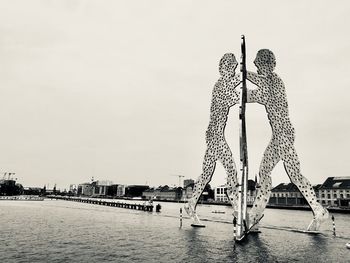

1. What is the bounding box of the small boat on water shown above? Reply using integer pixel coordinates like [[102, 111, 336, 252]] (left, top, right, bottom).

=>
[[211, 210, 225, 214], [346, 243, 350, 249]]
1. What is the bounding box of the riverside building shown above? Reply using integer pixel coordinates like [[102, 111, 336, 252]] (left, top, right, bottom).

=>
[[317, 177, 350, 207], [269, 183, 308, 206], [214, 180, 256, 204]]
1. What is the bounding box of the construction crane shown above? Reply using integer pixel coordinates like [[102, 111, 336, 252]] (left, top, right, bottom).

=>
[[170, 174, 184, 188]]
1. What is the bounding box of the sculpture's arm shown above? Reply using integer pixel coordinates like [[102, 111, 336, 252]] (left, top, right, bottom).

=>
[[233, 74, 241, 88], [247, 71, 264, 87], [246, 71, 267, 105]]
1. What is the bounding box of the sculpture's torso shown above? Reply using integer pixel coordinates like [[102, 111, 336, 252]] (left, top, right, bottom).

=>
[[206, 78, 239, 149], [262, 73, 295, 144]]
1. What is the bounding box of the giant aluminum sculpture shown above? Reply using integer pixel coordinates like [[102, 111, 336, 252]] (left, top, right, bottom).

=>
[[184, 36, 329, 240], [184, 53, 241, 226]]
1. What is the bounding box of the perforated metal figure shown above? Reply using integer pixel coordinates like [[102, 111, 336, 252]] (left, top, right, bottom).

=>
[[246, 49, 329, 231], [184, 53, 241, 225]]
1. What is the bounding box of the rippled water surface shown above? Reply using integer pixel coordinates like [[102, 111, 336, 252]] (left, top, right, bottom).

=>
[[0, 200, 349, 262]]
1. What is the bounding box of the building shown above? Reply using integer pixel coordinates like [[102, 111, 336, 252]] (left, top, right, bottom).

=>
[[269, 183, 308, 206], [116, 185, 126, 197], [214, 185, 228, 202], [183, 179, 195, 188], [92, 180, 113, 196], [125, 185, 150, 198], [182, 182, 194, 200], [142, 186, 183, 201], [77, 183, 94, 196], [104, 184, 126, 197], [214, 180, 257, 204], [23, 187, 42, 195], [317, 177, 350, 207], [69, 184, 77, 195]]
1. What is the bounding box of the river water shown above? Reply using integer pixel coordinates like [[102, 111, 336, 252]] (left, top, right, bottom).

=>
[[0, 199, 349, 262]]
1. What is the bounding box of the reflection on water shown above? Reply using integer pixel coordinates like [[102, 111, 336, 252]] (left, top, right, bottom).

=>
[[0, 200, 349, 263]]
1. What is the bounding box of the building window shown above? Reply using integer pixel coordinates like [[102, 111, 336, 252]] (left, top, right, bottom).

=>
[[340, 194, 344, 198], [327, 194, 331, 199], [217, 189, 220, 194], [334, 194, 337, 198], [321, 194, 325, 198]]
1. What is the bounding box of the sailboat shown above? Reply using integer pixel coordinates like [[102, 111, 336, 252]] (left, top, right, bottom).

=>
[[235, 35, 264, 242]]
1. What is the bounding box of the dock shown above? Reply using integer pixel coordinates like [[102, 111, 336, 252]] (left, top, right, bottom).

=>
[[0, 196, 44, 201], [50, 196, 154, 212]]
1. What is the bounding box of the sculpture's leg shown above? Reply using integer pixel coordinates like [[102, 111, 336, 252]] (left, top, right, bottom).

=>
[[184, 148, 216, 225], [249, 142, 279, 230], [219, 144, 238, 217], [282, 145, 329, 231]]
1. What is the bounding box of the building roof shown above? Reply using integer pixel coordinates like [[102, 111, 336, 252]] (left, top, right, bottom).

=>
[[320, 177, 350, 190], [313, 184, 322, 191], [214, 180, 256, 191], [272, 183, 299, 192], [272, 181, 341, 193]]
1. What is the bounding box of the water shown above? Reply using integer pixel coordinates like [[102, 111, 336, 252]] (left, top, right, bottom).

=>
[[0, 200, 349, 263]]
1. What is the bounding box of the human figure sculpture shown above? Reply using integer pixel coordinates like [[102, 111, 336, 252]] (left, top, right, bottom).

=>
[[184, 53, 241, 225], [246, 49, 329, 231]]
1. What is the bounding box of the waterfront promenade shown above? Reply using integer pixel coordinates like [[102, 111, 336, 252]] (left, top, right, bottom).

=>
[[0, 199, 349, 262]]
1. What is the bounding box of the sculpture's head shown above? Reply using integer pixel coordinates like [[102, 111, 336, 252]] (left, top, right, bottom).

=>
[[254, 49, 276, 75], [219, 53, 238, 77]]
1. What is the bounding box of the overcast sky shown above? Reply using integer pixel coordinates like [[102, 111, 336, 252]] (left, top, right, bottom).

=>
[[0, 0, 349, 190]]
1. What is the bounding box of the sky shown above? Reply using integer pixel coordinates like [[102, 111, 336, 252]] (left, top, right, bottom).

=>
[[0, 0, 349, 190]]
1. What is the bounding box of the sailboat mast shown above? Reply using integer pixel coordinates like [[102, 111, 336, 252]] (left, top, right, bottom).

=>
[[237, 35, 248, 239]]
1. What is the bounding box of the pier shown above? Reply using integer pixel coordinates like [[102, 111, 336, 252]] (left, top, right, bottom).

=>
[[50, 196, 154, 212]]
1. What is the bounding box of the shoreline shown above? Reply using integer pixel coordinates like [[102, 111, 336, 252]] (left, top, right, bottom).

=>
[[44, 195, 350, 214]]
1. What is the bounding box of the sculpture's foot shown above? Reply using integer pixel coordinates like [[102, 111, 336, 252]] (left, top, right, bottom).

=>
[[307, 204, 329, 231], [191, 213, 205, 227], [184, 202, 205, 227], [307, 219, 320, 232], [249, 223, 260, 232], [248, 211, 263, 232], [184, 201, 195, 218]]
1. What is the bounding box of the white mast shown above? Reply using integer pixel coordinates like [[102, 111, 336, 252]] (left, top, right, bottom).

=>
[[237, 35, 248, 241]]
